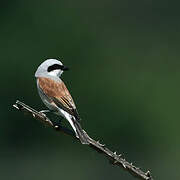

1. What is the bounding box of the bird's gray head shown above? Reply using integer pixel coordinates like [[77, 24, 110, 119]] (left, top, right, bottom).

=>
[[35, 59, 69, 78]]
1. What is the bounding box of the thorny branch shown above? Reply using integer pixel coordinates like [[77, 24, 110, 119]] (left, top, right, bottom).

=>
[[13, 100, 153, 180]]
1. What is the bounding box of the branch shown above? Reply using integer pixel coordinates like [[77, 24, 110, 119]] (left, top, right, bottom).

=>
[[13, 100, 153, 180]]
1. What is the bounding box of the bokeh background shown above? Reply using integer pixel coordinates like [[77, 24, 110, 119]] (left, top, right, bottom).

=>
[[1, 0, 180, 179]]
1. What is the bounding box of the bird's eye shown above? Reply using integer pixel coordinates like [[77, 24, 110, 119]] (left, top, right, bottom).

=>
[[47, 64, 61, 72]]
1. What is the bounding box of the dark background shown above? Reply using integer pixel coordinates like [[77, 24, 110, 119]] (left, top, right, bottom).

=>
[[1, 0, 180, 179]]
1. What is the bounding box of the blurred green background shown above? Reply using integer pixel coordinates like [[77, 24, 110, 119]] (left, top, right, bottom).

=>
[[1, 0, 180, 179]]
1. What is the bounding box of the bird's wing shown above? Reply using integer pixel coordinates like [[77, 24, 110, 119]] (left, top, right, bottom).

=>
[[37, 77, 80, 120]]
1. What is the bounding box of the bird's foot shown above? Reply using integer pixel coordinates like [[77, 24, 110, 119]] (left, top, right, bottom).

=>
[[39, 110, 51, 114], [39, 110, 55, 118], [39, 109, 56, 115]]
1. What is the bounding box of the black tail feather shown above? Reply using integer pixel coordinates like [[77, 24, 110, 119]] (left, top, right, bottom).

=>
[[72, 118, 89, 144]]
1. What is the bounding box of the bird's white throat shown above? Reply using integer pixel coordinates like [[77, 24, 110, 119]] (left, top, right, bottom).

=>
[[48, 69, 62, 77]]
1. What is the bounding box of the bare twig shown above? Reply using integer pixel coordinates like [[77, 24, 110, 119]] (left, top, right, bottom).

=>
[[13, 100, 153, 180]]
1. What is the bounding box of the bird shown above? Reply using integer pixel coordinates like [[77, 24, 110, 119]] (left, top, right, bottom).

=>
[[35, 59, 89, 144]]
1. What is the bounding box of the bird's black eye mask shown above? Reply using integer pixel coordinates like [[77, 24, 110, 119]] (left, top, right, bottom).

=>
[[47, 64, 69, 72]]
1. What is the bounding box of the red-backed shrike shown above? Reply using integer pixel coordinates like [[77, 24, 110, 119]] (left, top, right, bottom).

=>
[[35, 59, 89, 144]]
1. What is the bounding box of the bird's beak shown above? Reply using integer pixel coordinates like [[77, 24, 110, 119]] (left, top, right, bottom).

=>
[[62, 65, 69, 71]]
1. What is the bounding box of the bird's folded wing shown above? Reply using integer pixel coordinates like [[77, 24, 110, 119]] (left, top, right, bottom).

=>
[[37, 77, 80, 120]]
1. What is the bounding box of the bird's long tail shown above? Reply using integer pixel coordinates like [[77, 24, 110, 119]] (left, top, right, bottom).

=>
[[71, 117, 89, 144], [61, 110, 89, 144]]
